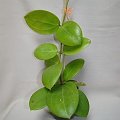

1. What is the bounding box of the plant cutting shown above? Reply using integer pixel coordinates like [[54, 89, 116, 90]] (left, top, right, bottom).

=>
[[24, 0, 91, 119]]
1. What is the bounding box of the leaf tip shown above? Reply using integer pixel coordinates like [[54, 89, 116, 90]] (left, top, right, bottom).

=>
[[88, 39, 91, 44], [42, 82, 51, 90], [47, 87, 52, 90], [29, 107, 33, 111], [24, 14, 28, 21], [29, 100, 34, 111], [29, 104, 33, 111]]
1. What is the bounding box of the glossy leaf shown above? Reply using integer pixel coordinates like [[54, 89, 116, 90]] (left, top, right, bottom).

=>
[[75, 90, 89, 117], [63, 37, 91, 55], [24, 10, 60, 34], [63, 59, 85, 81], [42, 63, 62, 89], [34, 43, 58, 60], [46, 82, 79, 119], [45, 55, 60, 67], [55, 21, 83, 46], [29, 88, 48, 110]]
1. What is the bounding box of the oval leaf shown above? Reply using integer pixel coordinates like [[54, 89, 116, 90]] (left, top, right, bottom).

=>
[[29, 88, 48, 110], [63, 59, 85, 81], [24, 10, 60, 34], [63, 37, 91, 55], [75, 90, 89, 117], [55, 21, 83, 46], [46, 82, 79, 119], [34, 43, 58, 60], [42, 63, 62, 89], [45, 55, 60, 67]]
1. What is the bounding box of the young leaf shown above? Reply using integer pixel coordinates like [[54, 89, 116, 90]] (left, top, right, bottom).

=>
[[63, 37, 91, 55], [45, 55, 60, 67], [46, 82, 79, 119], [42, 63, 62, 89], [34, 43, 58, 60], [67, 80, 86, 87], [55, 21, 83, 46], [75, 90, 89, 117], [63, 59, 85, 81], [24, 10, 60, 34], [76, 82, 86, 87], [29, 88, 48, 110]]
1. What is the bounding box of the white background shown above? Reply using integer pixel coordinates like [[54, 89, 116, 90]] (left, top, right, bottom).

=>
[[0, 0, 120, 120]]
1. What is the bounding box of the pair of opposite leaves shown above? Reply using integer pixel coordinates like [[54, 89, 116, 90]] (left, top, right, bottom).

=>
[[24, 10, 91, 57], [30, 82, 89, 119], [43, 58, 84, 90]]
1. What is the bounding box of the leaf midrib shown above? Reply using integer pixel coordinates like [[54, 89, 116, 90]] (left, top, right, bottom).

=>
[[29, 22, 59, 31], [30, 19, 59, 26], [62, 86, 69, 117]]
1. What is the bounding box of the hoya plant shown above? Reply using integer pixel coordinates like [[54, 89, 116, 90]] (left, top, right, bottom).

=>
[[24, 0, 91, 119]]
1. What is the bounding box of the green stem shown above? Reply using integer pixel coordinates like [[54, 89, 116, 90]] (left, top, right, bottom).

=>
[[60, 0, 70, 84], [62, 0, 70, 25]]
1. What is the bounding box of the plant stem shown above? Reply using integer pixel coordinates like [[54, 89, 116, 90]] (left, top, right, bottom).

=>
[[59, 0, 70, 84], [62, 0, 70, 25]]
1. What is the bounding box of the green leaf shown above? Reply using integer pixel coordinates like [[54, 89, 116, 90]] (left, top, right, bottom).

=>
[[76, 82, 86, 86], [75, 90, 89, 117], [24, 10, 60, 34], [46, 82, 79, 119], [42, 63, 62, 89], [29, 87, 48, 110], [68, 80, 86, 87], [55, 21, 83, 46], [63, 59, 85, 81], [45, 55, 60, 67], [34, 43, 58, 60], [63, 37, 91, 55]]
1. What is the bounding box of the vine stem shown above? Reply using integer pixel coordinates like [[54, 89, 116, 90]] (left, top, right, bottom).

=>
[[59, 0, 70, 84], [62, 0, 70, 25]]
